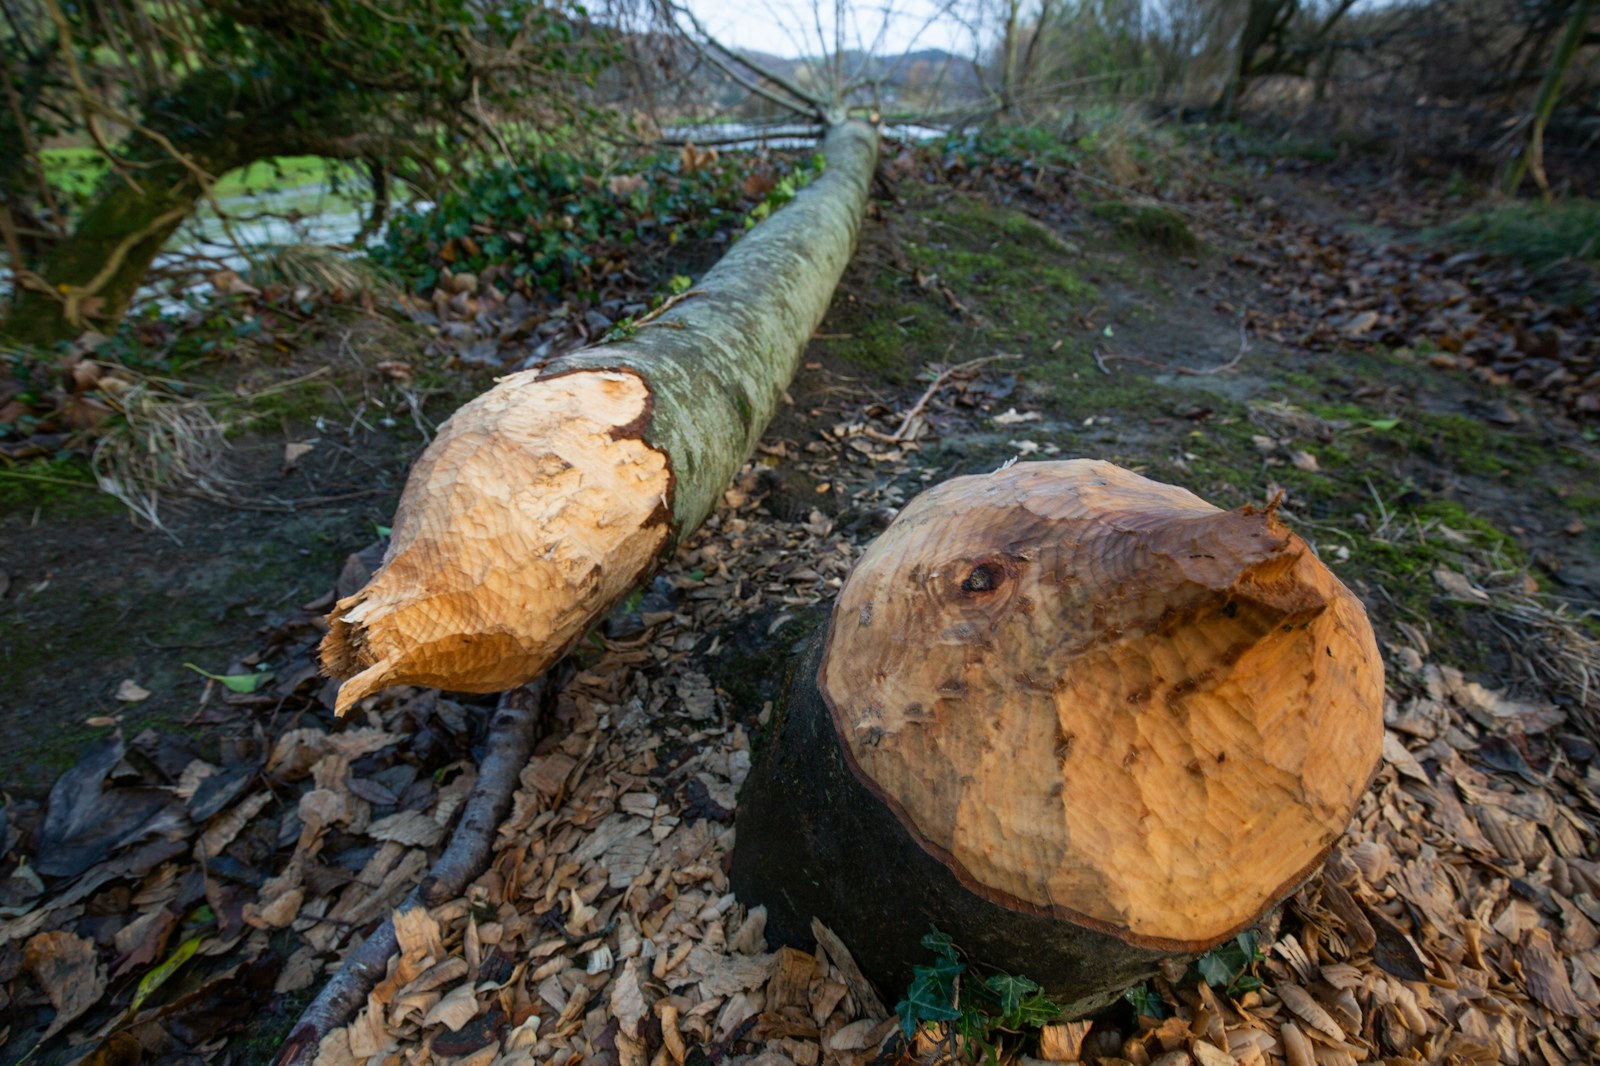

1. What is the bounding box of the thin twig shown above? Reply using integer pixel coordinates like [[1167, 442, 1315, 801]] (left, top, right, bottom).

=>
[[1098, 322, 1251, 377], [891, 353, 1020, 442]]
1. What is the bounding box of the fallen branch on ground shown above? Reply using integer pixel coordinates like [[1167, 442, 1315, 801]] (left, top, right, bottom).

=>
[[320, 121, 879, 713], [891, 354, 1020, 441], [273, 679, 549, 1066]]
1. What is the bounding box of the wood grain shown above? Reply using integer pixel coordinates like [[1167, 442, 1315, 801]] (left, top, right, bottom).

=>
[[819, 459, 1384, 946]]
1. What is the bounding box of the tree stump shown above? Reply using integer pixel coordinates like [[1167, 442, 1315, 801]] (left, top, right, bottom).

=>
[[731, 460, 1384, 1015]]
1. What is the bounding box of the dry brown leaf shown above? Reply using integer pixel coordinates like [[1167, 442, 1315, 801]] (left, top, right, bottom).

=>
[[24, 929, 107, 1039], [244, 884, 303, 929], [114, 679, 150, 702], [195, 791, 271, 860], [111, 906, 178, 976]]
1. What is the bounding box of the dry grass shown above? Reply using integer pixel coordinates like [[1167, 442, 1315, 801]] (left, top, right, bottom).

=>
[[90, 375, 233, 531], [1492, 595, 1600, 741], [246, 243, 399, 301]]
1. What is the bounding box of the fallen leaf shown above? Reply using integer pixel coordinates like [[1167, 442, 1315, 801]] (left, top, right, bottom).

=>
[[25, 929, 107, 1038], [36, 734, 185, 879], [1432, 567, 1490, 604], [126, 934, 203, 1014], [183, 663, 274, 693], [1343, 310, 1379, 335], [113, 907, 179, 976], [283, 441, 315, 466], [1290, 449, 1320, 472], [114, 679, 150, 702]]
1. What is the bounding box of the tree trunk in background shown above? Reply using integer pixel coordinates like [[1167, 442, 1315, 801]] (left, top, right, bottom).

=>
[[1, 67, 329, 348], [733, 461, 1385, 1015], [2, 160, 217, 348], [320, 120, 880, 714], [1501, 0, 1596, 197]]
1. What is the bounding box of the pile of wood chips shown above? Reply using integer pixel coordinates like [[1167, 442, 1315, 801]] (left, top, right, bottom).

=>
[[306, 430, 1600, 1064]]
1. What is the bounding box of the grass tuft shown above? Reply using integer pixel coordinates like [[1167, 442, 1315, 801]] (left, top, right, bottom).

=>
[[1091, 201, 1199, 254], [1440, 199, 1600, 271]]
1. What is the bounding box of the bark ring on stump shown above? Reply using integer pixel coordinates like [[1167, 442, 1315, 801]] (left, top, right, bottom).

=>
[[732, 459, 1384, 1015]]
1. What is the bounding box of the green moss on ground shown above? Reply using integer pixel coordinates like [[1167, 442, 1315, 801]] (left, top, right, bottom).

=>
[[821, 195, 1100, 381], [0, 460, 121, 517], [1090, 202, 1199, 254]]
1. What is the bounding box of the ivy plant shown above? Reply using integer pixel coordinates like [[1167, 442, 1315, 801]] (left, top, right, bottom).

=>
[[895, 928, 1066, 1064]]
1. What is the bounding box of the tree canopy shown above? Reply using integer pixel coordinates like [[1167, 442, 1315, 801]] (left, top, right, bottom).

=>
[[1, 0, 614, 345]]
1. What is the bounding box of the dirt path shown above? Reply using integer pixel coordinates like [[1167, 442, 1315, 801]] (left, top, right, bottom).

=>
[[1, 154, 1597, 1063]]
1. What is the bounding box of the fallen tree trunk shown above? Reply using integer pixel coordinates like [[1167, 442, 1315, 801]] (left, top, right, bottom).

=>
[[732, 460, 1384, 1017], [320, 121, 879, 713]]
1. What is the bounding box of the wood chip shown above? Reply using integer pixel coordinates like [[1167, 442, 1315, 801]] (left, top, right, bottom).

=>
[[1520, 927, 1584, 1017], [1275, 983, 1343, 1042]]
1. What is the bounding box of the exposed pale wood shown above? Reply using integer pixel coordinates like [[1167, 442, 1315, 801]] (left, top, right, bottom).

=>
[[323, 371, 669, 714], [735, 459, 1384, 1014], [321, 121, 879, 713], [819, 459, 1384, 949]]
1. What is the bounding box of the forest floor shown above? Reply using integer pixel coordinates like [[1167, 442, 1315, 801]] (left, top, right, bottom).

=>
[[2, 129, 1598, 1065]]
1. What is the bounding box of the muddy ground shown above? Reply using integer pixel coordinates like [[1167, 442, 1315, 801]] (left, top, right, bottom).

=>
[[1, 137, 1598, 1062]]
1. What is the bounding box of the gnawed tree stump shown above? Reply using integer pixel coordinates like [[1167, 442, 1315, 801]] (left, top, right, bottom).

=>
[[732, 459, 1384, 1016]]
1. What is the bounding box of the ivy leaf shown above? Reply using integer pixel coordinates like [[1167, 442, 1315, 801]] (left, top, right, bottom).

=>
[[896, 968, 963, 1039], [984, 973, 1039, 1020], [921, 927, 958, 959], [1123, 983, 1169, 1020], [1197, 950, 1236, 988]]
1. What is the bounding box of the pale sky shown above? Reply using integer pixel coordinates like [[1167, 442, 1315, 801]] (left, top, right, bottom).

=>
[[683, 0, 974, 58]]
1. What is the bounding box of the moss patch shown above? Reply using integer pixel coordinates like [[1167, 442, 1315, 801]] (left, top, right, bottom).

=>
[[816, 193, 1100, 383], [1090, 202, 1199, 254]]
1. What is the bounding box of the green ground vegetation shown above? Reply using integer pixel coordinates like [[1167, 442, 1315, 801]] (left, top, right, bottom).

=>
[[1439, 197, 1600, 272], [1089, 201, 1199, 253]]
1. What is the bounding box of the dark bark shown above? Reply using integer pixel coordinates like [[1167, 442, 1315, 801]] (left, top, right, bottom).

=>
[[730, 629, 1173, 1020], [3, 164, 210, 347]]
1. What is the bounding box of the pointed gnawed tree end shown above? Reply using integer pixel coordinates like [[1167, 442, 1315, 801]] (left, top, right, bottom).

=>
[[320, 370, 670, 715]]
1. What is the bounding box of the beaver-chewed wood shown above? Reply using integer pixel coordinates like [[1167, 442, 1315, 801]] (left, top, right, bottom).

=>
[[732, 459, 1384, 1015]]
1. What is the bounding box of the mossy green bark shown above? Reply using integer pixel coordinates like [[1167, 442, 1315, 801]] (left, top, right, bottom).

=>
[[3, 165, 209, 348], [550, 121, 880, 538]]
